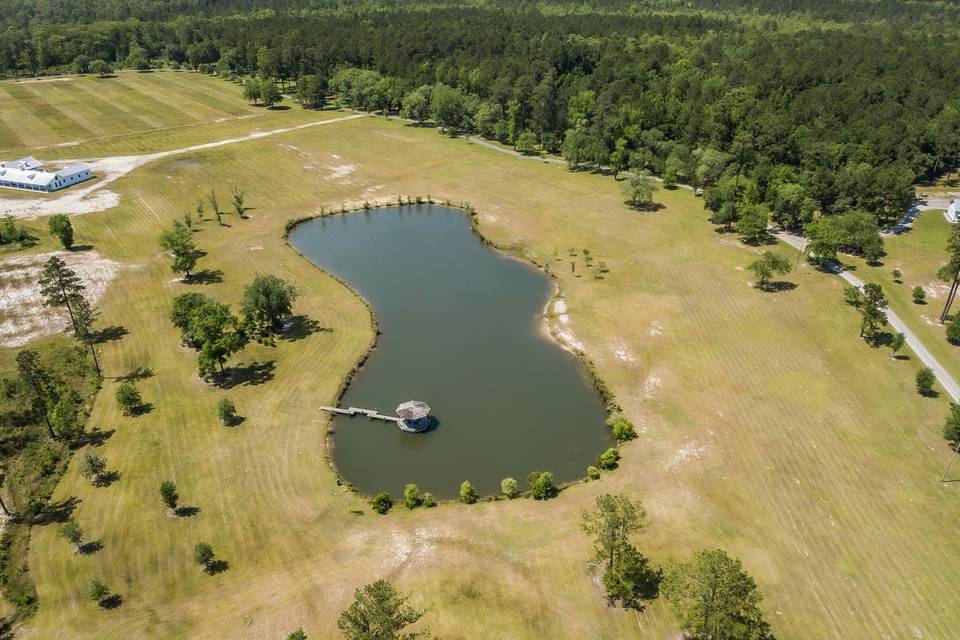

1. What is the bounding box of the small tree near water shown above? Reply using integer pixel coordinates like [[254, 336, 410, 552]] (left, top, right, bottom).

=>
[[500, 477, 518, 499], [459, 480, 478, 504], [371, 492, 393, 514], [403, 483, 421, 509]]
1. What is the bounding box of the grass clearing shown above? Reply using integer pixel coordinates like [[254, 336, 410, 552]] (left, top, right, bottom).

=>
[[1, 74, 958, 639]]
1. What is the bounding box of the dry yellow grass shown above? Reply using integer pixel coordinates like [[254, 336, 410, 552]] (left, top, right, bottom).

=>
[[0, 73, 958, 639]]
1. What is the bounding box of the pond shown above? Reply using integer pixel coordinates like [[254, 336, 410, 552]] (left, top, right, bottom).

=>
[[289, 205, 610, 497]]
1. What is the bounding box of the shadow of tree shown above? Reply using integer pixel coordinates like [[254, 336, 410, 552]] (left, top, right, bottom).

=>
[[93, 470, 121, 487], [187, 269, 224, 285], [69, 244, 94, 252], [100, 594, 123, 609], [79, 539, 103, 555], [115, 367, 153, 383], [757, 281, 798, 293], [282, 315, 329, 341], [205, 559, 229, 574], [174, 505, 200, 518], [34, 496, 79, 526], [130, 402, 155, 416], [94, 325, 128, 343], [214, 360, 275, 389], [80, 427, 115, 447]]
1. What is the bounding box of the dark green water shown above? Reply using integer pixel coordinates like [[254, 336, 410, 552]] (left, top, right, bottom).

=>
[[289, 205, 609, 497]]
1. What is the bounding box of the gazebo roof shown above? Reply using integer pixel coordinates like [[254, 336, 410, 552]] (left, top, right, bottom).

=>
[[396, 400, 430, 420]]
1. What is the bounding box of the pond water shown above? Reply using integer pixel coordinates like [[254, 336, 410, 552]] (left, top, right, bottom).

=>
[[289, 205, 610, 497]]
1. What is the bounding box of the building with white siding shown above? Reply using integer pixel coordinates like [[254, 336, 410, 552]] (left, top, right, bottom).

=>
[[0, 157, 93, 192], [949, 198, 959, 224]]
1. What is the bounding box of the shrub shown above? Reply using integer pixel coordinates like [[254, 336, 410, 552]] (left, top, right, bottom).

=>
[[500, 477, 518, 499], [403, 483, 421, 509], [287, 630, 308, 640], [526, 471, 557, 500], [88, 578, 110, 605], [422, 492, 437, 508], [115, 382, 141, 415], [370, 492, 393, 514], [913, 286, 926, 304], [607, 415, 637, 443], [587, 465, 601, 480], [916, 367, 936, 396], [892, 268, 902, 282], [48, 214, 73, 249], [947, 315, 960, 345], [597, 448, 621, 470], [80, 452, 107, 485], [944, 403, 960, 445], [459, 480, 478, 504], [160, 480, 178, 510], [217, 398, 238, 426], [193, 542, 215, 571]]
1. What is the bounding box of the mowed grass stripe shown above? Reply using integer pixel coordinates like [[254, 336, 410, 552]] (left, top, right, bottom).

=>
[[144, 72, 256, 116], [0, 82, 92, 147]]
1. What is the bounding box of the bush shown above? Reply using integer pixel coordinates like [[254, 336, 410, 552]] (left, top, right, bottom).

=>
[[403, 483, 421, 509], [587, 465, 601, 480], [370, 492, 393, 514], [500, 477, 518, 499], [459, 480, 478, 504], [597, 448, 621, 470], [48, 214, 73, 249], [913, 286, 926, 304], [160, 480, 178, 510], [916, 367, 936, 396], [422, 492, 437, 508], [193, 542, 215, 570], [526, 471, 557, 500], [947, 315, 960, 345], [115, 382, 141, 415], [944, 403, 960, 445], [217, 398, 238, 426], [607, 415, 637, 443], [88, 578, 110, 605], [892, 268, 902, 282]]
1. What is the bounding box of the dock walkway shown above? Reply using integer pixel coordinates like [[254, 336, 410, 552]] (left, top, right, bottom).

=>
[[320, 405, 400, 422]]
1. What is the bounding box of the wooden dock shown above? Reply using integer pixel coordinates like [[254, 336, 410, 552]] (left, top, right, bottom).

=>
[[320, 405, 400, 422]]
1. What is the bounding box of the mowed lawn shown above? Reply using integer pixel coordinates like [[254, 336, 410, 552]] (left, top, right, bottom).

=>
[[0, 71, 324, 160], [3, 75, 960, 639]]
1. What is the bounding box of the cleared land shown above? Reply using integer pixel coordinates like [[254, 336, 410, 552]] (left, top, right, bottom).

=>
[[2, 73, 959, 639]]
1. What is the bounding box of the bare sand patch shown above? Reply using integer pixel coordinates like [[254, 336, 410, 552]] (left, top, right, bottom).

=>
[[0, 250, 123, 347]]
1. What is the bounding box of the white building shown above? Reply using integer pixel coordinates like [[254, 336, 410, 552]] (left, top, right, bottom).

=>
[[949, 198, 959, 224], [0, 156, 93, 193]]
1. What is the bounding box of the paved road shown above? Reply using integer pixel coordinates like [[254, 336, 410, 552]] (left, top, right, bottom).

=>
[[770, 228, 960, 402]]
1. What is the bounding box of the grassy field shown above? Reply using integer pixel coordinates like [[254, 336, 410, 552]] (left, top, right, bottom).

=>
[[845, 211, 960, 389], [3, 72, 960, 639]]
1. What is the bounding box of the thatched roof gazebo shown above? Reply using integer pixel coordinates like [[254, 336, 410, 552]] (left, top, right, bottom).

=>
[[396, 400, 431, 432]]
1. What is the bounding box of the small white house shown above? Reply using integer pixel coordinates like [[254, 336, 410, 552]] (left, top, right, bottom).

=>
[[949, 198, 960, 224], [0, 157, 93, 193]]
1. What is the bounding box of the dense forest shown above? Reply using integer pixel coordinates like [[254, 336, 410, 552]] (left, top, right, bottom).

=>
[[1, 1, 960, 251]]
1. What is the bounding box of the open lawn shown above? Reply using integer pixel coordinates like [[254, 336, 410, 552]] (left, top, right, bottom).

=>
[[2, 73, 960, 639]]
